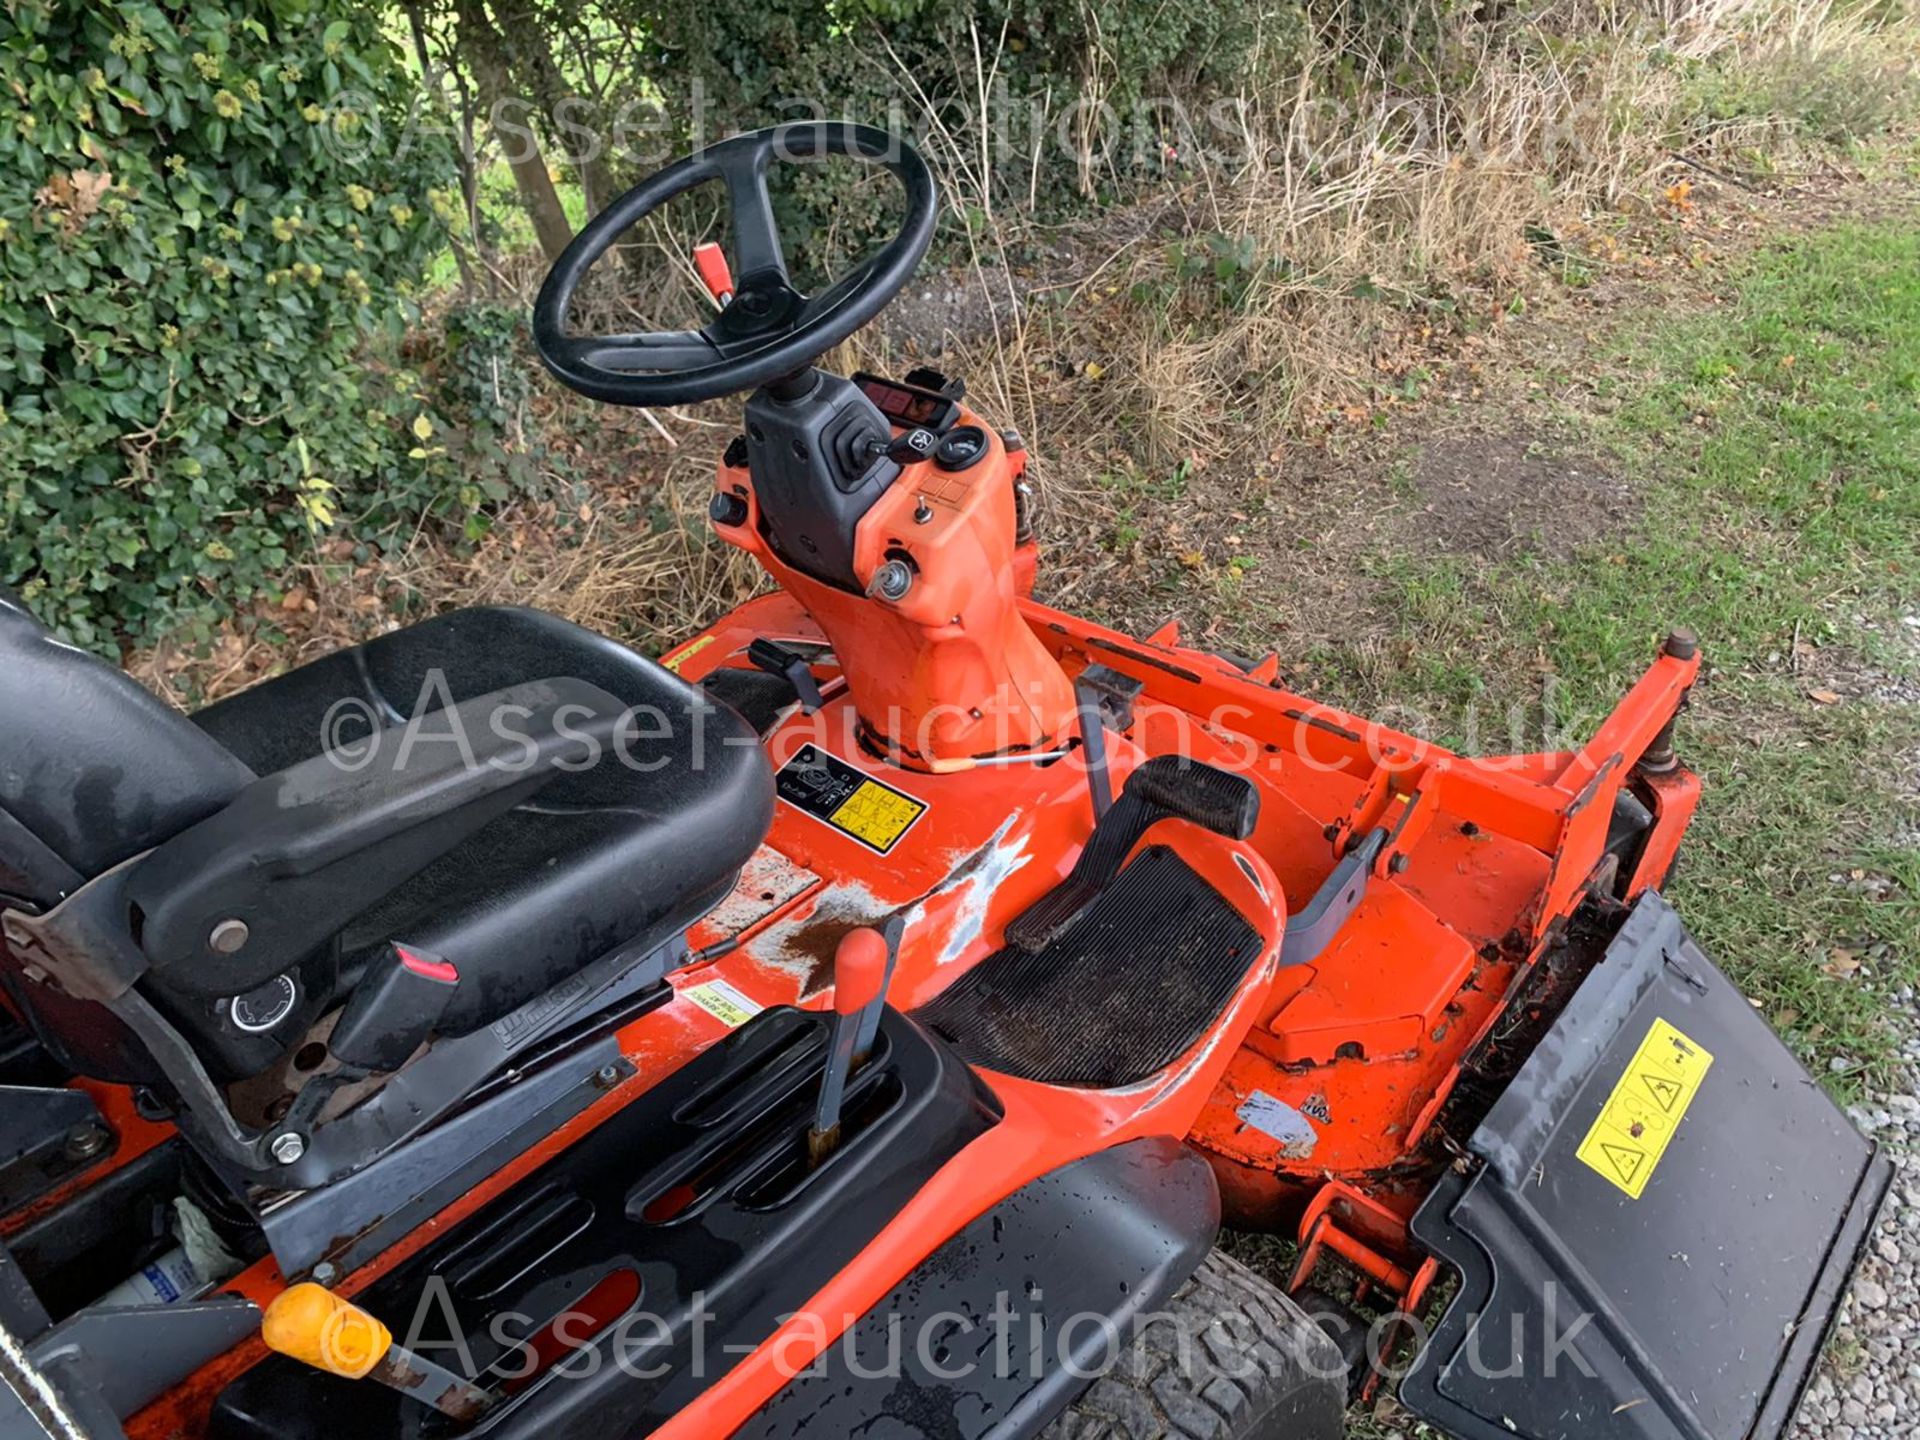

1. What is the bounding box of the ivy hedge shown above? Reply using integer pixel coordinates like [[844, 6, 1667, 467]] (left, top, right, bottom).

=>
[[0, 0, 456, 649]]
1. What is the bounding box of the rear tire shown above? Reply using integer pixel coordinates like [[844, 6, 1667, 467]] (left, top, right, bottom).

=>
[[1041, 1248, 1348, 1439]]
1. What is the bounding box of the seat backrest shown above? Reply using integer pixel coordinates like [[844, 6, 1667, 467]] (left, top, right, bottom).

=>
[[0, 591, 253, 899]]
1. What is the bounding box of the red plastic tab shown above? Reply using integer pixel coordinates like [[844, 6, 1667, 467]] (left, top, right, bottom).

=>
[[394, 944, 459, 986], [692, 242, 734, 304]]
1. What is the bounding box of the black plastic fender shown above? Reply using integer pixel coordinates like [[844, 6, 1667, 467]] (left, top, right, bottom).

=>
[[736, 1137, 1222, 1440]]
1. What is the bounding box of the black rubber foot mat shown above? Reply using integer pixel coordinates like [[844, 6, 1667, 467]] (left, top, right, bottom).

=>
[[916, 845, 1262, 1087]]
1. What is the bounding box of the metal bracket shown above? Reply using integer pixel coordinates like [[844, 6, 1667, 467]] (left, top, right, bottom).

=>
[[262, 1044, 636, 1280], [0, 1088, 111, 1215], [28, 1299, 259, 1422], [0, 859, 151, 1005], [1281, 829, 1387, 969]]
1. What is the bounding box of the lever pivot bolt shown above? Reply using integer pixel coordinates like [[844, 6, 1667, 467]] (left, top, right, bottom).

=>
[[209, 918, 250, 955]]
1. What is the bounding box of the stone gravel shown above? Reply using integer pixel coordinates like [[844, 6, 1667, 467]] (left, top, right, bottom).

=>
[[1791, 984, 1919, 1440]]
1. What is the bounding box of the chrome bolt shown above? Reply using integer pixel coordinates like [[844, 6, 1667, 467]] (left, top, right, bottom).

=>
[[594, 1064, 622, 1088], [208, 919, 250, 955], [269, 1131, 307, 1166], [63, 1124, 111, 1163], [311, 1261, 339, 1286]]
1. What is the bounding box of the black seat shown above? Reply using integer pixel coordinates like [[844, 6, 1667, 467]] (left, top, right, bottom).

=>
[[0, 596, 774, 1091]]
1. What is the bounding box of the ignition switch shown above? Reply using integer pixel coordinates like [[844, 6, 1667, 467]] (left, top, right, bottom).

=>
[[867, 559, 914, 602]]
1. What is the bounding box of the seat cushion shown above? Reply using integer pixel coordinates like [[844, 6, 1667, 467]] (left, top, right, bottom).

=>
[[189, 607, 774, 1042]]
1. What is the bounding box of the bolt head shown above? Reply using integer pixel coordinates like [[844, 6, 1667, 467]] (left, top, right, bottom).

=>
[[311, 1261, 339, 1286], [269, 1131, 307, 1166], [63, 1124, 111, 1163], [208, 918, 250, 955], [1662, 627, 1699, 661]]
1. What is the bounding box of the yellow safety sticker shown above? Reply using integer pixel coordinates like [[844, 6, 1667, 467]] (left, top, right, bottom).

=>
[[682, 978, 762, 1029], [1575, 1017, 1713, 1200], [830, 780, 925, 851], [661, 634, 717, 673], [775, 744, 928, 854]]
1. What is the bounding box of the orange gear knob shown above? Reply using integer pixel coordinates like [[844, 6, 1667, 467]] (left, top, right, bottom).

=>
[[262, 1283, 393, 1380]]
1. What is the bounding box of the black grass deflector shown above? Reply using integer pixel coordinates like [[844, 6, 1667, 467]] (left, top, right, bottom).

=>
[[917, 845, 1262, 1088], [1003, 755, 1259, 953]]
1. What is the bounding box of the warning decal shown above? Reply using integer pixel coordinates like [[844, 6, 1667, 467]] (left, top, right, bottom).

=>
[[1576, 1016, 1714, 1200], [661, 634, 717, 672], [682, 978, 763, 1029], [775, 744, 927, 854]]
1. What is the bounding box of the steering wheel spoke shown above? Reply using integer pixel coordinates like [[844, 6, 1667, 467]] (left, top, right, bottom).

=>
[[796, 252, 885, 328], [552, 330, 723, 376], [713, 144, 789, 284]]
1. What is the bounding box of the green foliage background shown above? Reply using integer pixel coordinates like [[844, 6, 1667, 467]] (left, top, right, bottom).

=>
[[0, 0, 455, 648], [636, 0, 1290, 268], [3, 0, 1911, 652]]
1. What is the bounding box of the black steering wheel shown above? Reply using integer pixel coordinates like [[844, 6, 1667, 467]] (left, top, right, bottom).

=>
[[533, 122, 938, 408]]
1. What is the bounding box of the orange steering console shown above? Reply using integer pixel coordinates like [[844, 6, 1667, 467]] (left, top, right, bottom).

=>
[[711, 369, 1075, 770]]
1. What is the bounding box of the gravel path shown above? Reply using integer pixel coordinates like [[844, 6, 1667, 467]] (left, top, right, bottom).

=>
[[1796, 612, 1920, 1438], [1793, 991, 1920, 1439]]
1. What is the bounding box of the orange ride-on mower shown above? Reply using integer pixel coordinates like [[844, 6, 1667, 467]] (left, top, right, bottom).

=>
[[0, 123, 1891, 1440]]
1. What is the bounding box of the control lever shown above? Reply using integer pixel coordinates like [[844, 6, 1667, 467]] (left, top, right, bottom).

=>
[[861, 427, 939, 466], [692, 242, 734, 305], [747, 638, 825, 714], [852, 914, 906, 1062], [808, 926, 891, 1167], [330, 942, 459, 1073], [264, 1283, 494, 1422]]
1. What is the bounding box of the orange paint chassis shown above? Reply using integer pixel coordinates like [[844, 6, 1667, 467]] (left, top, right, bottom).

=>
[[1, 375, 1886, 1440], [84, 413, 1695, 1438], [3, 396, 1695, 1435]]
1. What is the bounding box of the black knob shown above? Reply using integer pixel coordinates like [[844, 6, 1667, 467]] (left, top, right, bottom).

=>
[[934, 425, 989, 471], [709, 491, 749, 528]]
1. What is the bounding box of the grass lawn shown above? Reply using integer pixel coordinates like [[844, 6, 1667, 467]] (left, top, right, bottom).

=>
[[1339, 218, 1920, 1090], [1320, 211, 1920, 1435]]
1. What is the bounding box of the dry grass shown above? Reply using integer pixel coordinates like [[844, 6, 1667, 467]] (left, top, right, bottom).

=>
[[134, 449, 757, 709], [889, 0, 1919, 463]]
